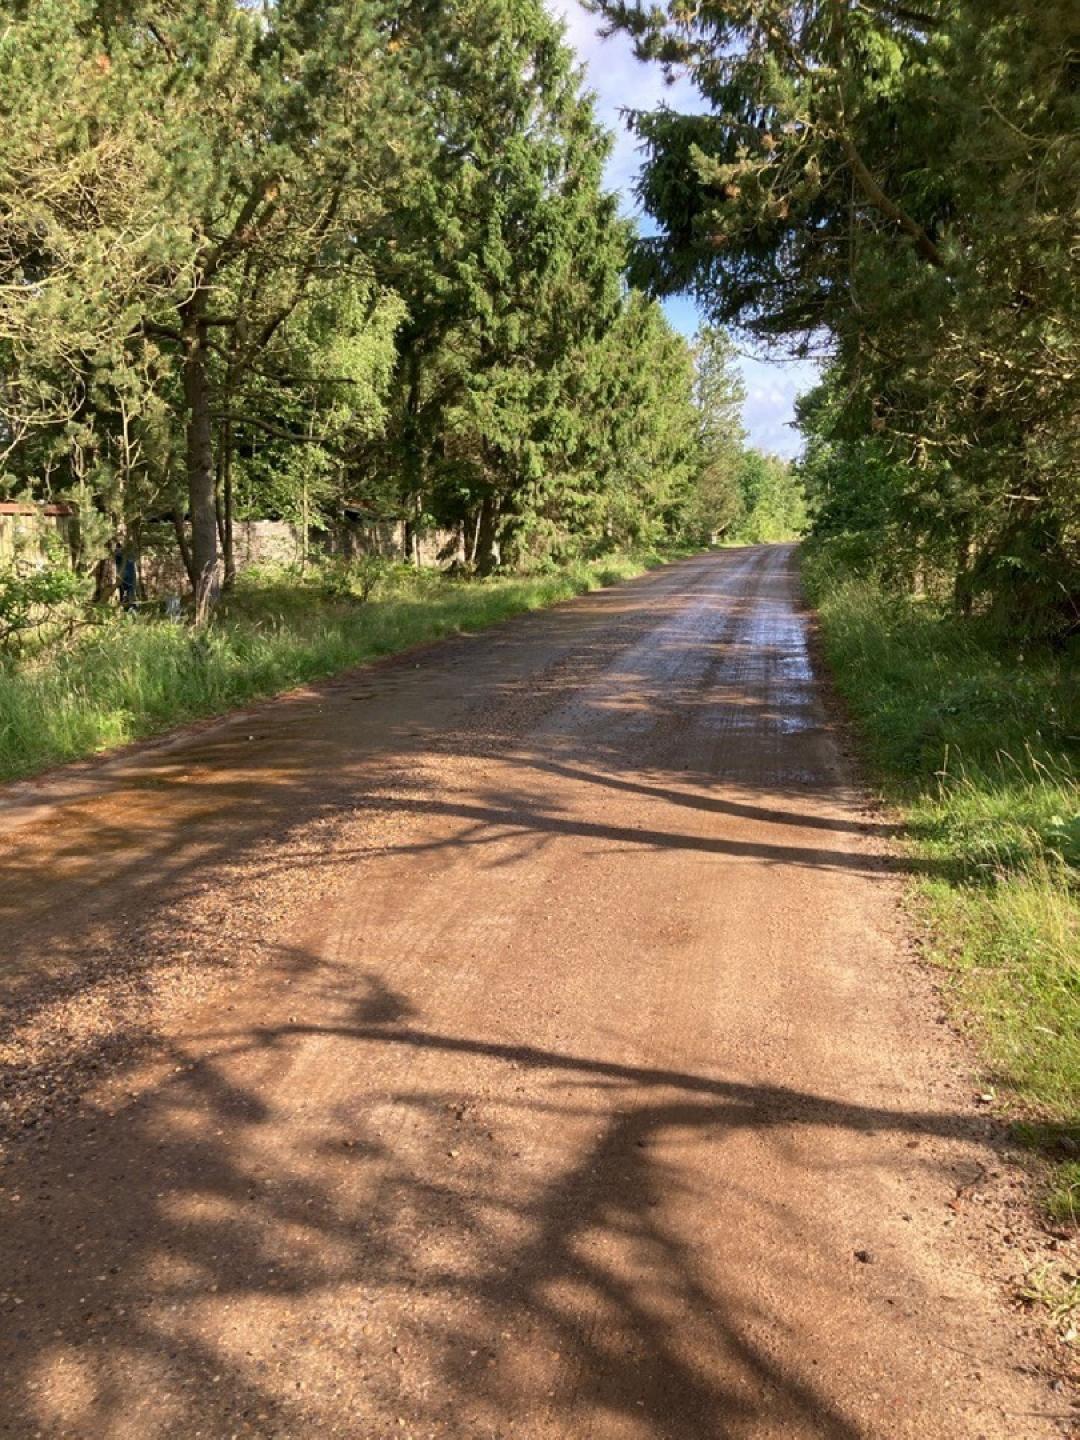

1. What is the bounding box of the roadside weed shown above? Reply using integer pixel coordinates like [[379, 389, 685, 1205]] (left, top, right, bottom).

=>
[[1018, 1264, 1080, 1346]]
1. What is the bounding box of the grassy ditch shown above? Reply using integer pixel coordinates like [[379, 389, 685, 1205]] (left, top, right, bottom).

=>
[[802, 545, 1079, 1224], [0, 551, 678, 785]]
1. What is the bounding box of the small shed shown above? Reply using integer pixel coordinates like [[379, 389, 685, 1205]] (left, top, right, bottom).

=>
[[0, 503, 76, 562]]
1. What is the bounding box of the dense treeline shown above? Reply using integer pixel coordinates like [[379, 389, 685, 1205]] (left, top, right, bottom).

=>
[[0, 0, 803, 620], [598, 0, 1078, 635]]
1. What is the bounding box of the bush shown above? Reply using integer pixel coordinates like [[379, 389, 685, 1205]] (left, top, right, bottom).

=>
[[0, 552, 89, 649]]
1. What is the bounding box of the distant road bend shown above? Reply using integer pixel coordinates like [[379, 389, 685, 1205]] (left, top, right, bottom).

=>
[[0, 545, 1054, 1438]]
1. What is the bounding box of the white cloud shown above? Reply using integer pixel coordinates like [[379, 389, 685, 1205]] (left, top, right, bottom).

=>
[[548, 0, 819, 455], [741, 358, 818, 459], [548, 1, 700, 207]]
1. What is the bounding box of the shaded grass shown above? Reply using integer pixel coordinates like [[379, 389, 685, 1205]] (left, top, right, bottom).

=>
[[0, 551, 677, 783], [802, 544, 1079, 1221]]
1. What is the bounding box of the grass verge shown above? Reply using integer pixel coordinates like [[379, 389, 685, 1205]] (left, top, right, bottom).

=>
[[0, 550, 680, 784], [802, 544, 1079, 1224]]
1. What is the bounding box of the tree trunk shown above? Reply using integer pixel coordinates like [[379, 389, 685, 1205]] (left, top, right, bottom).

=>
[[172, 509, 197, 589], [402, 350, 424, 568], [182, 306, 219, 619], [474, 493, 501, 576], [214, 455, 226, 553], [953, 522, 975, 618], [92, 552, 117, 605], [222, 419, 236, 590]]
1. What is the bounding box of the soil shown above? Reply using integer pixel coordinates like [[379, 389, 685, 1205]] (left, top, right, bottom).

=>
[[0, 545, 1075, 1438]]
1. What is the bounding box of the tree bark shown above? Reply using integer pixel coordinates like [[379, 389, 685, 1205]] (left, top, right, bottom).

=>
[[840, 140, 945, 269], [402, 349, 424, 568], [953, 522, 975, 618], [182, 303, 220, 619], [172, 509, 197, 589], [222, 419, 236, 589], [474, 494, 502, 576], [92, 552, 117, 606]]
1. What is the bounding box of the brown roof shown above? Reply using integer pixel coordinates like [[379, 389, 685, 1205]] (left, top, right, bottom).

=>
[[0, 502, 75, 516]]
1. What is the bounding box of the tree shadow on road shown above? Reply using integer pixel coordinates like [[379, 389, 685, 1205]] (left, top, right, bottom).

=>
[[0, 958, 1002, 1440]]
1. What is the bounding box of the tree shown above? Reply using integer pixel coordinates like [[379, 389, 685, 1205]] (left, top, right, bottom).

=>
[[734, 451, 806, 544], [0, 0, 718, 596], [362, 0, 632, 572], [593, 0, 1080, 628], [0, 0, 184, 590], [1, 0, 419, 610], [529, 290, 700, 557], [682, 326, 745, 542]]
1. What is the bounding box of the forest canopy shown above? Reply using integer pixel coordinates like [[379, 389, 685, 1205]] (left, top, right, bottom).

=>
[[0, 0, 802, 617], [595, 0, 1079, 633]]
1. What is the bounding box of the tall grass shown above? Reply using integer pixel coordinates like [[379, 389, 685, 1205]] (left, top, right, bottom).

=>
[[0, 551, 671, 783], [803, 545, 1079, 1223]]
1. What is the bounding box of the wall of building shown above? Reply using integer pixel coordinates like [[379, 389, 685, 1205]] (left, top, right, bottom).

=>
[[0, 504, 75, 562]]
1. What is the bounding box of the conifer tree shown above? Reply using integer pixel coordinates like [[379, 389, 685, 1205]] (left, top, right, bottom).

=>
[[594, 0, 1079, 625]]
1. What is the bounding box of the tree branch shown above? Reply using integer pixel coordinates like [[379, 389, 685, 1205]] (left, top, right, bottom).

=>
[[840, 137, 946, 267], [141, 320, 183, 343], [863, 1, 942, 30]]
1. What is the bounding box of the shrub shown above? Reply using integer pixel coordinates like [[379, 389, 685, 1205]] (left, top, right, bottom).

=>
[[0, 553, 89, 649]]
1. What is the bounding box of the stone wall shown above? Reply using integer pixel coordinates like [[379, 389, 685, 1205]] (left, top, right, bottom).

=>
[[1, 506, 468, 597]]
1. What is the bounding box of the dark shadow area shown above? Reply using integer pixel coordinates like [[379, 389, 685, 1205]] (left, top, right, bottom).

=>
[[520, 755, 899, 838], [0, 957, 1001, 1439]]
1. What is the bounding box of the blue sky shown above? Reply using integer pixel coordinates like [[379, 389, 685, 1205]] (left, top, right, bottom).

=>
[[549, 1, 818, 458]]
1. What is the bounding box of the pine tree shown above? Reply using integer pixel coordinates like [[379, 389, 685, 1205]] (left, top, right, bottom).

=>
[[594, 0, 1080, 626]]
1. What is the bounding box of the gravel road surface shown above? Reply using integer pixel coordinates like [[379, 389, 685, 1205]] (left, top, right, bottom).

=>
[[0, 546, 1065, 1438]]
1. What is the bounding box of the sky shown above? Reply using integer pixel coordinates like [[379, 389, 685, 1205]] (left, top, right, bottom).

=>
[[548, 1, 818, 459]]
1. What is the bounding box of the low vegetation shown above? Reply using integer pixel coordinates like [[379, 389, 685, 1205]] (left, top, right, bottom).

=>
[[1019, 1262, 1080, 1347], [803, 546, 1079, 1222]]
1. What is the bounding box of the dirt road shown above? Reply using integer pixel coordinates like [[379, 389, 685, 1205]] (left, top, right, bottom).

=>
[[0, 547, 1063, 1438]]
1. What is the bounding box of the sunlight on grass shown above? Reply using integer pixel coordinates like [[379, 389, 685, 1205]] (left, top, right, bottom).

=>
[[802, 547, 1079, 1217]]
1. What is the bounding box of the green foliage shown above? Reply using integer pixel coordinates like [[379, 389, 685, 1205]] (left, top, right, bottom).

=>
[[732, 451, 807, 544], [0, 550, 89, 648], [1017, 1262, 1080, 1343], [317, 555, 413, 604], [680, 326, 746, 543], [599, 0, 1080, 632], [1047, 1164, 1080, 1228], [533, 292, 702, 559]]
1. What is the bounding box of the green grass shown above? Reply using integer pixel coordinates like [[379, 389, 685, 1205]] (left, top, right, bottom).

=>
[[0, 550, 678, 783], [1017, 1261, 1080, 1345], [802, 544, 1079, 1222]]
